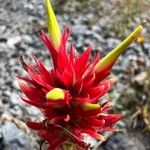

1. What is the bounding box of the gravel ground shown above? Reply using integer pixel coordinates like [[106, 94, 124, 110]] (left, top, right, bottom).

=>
[[0, 0, 150, 149]]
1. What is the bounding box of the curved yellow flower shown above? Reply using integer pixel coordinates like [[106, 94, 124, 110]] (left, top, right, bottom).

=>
[[45, 0, 61, 49], [93, 25, 143, 73]]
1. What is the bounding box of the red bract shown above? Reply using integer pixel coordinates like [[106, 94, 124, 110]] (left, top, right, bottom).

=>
[[18, 27, 123, 149]]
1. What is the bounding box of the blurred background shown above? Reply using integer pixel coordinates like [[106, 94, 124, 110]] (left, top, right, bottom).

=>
[[0, 0, 150, 149]]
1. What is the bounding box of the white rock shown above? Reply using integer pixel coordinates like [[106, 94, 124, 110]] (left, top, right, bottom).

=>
[[7, 36, 22, 49]]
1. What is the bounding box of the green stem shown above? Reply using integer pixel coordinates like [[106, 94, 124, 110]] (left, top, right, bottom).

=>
[[62, 142, 77, 150]]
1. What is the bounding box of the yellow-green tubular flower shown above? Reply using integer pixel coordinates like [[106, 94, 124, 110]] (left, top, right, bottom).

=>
[[46, 88, 65, 101], [82, 103, 101, 111], [45, 0, 61, 49], [93, 25, 143, 73]]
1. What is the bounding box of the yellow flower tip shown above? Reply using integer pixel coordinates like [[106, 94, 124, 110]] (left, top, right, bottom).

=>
[[82, 103, 100, 112], [93, 25, 143, 73], [46, 88, 65, 101], [136, 25, 143, 32], [136, 36, 144, 43], [45, 0, 61, 49]]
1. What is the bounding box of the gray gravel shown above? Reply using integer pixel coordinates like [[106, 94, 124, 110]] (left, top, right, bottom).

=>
[[99, 132, 147, 150], [0, 122, 33, 150]]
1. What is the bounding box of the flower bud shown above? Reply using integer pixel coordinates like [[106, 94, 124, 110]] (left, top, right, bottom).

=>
[[46, 88, 65, 101]]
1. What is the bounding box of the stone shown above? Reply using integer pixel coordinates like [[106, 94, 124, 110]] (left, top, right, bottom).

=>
[[22, 35, 33, 44], [106, 38, 121, 49], [7, 36, 22, 49], [0, 122, 33, 150], [99, 133, 145, 150]]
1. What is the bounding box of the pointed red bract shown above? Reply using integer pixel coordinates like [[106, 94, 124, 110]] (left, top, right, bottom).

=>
[[18, 28, 123, 150]]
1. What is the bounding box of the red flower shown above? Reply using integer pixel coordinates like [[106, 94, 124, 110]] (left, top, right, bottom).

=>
[[18, 0, 143, 149], [18, 28, 122, 149]]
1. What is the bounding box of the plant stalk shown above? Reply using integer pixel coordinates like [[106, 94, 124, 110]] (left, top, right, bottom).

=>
[[62, 142, 77, 150]]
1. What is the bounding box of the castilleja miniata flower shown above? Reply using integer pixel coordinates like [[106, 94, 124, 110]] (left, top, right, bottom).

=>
[[18, 0, 143, 149]]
